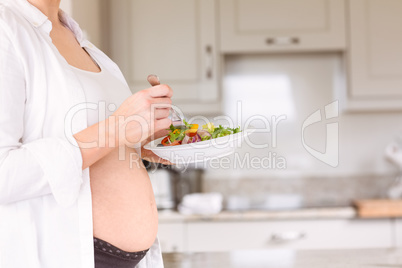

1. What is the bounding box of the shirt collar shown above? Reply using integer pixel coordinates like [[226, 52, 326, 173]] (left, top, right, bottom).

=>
[[5, 0, 85, 45], [58, 9, 84, 45]]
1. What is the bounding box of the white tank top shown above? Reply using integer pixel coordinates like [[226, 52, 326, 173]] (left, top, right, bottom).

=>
[[70, 50, 132, 127]]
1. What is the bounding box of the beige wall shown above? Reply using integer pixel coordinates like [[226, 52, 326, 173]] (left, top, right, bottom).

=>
[[60, 0, 72, 15], [60, 0, 102, 48]]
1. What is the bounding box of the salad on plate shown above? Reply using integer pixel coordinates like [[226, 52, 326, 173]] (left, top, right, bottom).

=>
[[160, 120, 241, 147]]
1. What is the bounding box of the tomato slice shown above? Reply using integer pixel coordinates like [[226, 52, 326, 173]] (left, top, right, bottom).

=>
[[186, 132, 197, 137], [185, 129, 197, 137], [161, 136, 182, 146]]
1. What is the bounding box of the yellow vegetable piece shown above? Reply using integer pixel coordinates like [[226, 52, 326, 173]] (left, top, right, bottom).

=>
[[202, 122, 215, 133], [173, 129, 180, 134], [190, 124, 199, 129], [185, 129, 198, 134]]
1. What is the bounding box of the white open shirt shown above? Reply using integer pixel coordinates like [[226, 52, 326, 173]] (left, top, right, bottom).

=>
[[0, 0, 163, 267]]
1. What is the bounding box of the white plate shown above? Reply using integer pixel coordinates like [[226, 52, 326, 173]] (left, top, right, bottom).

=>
[[143, 127, 255, 164]]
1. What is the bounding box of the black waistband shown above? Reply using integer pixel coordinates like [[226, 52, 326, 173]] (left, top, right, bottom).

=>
[[93, 237, 149, 264]]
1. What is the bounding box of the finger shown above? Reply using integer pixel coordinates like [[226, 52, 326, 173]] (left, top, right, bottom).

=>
[[147, 84, 173, 98], [150, 97, 172, 105], [149, 99, 172, 111], [160, 159, 175, 165], [154, 117, 172, 132], [154, 108, 170, 120], [154, 128, 170, 138]]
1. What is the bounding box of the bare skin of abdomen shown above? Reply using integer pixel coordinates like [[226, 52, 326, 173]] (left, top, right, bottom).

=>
[[90, 146, 158, 252]]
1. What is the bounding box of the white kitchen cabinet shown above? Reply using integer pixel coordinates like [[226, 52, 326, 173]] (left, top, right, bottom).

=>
[[346, 0, 402, 110], [185, 219, 393, 252], [158, 222, 186, 253], [219, 0, 346, 53], [108, 0, 221, 115]]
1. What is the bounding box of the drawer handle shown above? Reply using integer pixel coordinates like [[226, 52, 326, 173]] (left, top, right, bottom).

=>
[[205, 45, 213, 79], [270, 231, 306, 243], [266, 37, 300, 45]]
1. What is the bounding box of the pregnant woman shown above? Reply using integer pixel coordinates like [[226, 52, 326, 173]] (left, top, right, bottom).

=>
[[0, 0, 172, 267]]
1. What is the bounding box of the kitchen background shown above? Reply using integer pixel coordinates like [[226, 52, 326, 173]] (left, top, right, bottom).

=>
[[62, 0, 402, 254]]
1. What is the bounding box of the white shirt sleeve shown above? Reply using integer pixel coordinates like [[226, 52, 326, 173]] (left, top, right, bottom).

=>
[[0, 23, 84, 207]]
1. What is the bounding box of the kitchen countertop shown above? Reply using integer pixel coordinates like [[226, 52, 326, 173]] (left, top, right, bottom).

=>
[[162, 248, 402, 268], [158, 207, 356, 222]]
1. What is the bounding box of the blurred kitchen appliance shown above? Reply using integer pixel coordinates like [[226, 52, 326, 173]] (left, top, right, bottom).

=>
[[146, 161, 178, 210], [145, 160, 205, 210], [175, 168, 204, 206]]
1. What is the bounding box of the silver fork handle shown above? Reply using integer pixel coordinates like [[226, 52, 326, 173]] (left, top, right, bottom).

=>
[[146, 74, 182, 123]]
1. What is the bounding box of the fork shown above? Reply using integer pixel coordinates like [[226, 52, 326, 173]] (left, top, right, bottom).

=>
[[147, 74, 185, 126]]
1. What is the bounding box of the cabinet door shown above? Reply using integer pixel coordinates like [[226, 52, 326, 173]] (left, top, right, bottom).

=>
[[348, 0, 402, 107], [158, 223, 186, 253], [186, 220, 393, 252], [219, 0, 346, 53], [109, 0, 220, 110], [394, 219, 402, 247]]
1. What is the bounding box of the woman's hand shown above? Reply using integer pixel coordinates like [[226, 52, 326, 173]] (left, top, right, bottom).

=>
[[140, 129, 174, 165], [112, 85, 173, 147], [74, 85, 172, 170]]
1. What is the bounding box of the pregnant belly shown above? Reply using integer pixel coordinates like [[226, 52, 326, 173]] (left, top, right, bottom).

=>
[[89, 146, 158, 252]]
